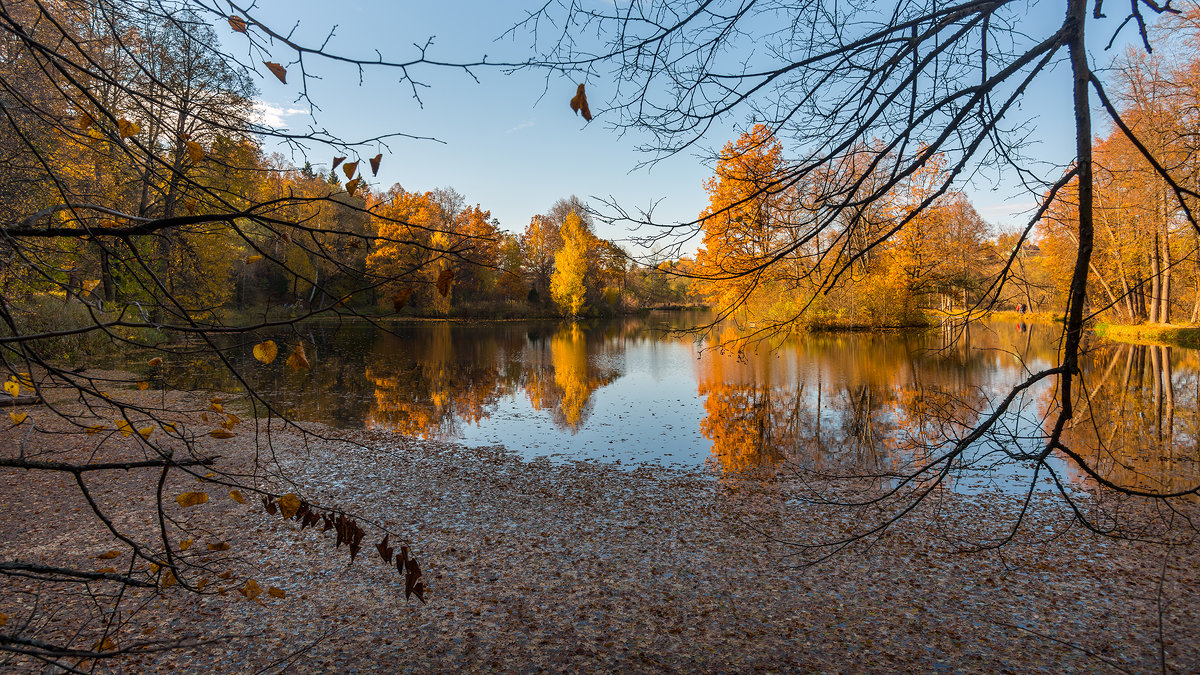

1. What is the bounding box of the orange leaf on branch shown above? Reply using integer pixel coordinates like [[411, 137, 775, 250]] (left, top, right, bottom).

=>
[[369, 153, 382, 175], [286, 342, 311, 371], [264, 61, 287, 84], [436, 268, 454, 297]]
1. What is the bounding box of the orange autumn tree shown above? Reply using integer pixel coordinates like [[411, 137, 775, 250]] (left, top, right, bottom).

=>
[[694, 124, 789, 320]]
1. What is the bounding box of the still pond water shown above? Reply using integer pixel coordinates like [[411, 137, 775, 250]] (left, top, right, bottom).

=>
[[168, 311, 1199, 493]]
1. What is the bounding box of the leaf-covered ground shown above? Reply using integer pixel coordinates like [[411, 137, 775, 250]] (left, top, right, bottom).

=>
[[1, 390, 1197, 672]]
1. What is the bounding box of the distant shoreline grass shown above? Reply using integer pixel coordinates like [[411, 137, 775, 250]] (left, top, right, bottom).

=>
[[1093, 322, 1200, 349]]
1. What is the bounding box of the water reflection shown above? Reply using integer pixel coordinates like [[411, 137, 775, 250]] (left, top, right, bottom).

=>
[[142, 313, 1198, 483]]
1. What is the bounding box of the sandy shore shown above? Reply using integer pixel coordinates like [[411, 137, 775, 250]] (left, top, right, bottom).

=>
[[0, 387, 1197, 673]]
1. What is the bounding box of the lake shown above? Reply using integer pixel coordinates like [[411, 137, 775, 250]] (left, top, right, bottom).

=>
[[155, 311, 1199, 494]]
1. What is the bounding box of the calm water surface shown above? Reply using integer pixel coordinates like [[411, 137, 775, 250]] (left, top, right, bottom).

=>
[[160, 312, 1199, 492]]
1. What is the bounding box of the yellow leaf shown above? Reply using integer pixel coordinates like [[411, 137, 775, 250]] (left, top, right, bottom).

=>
[[277, 493, 301, 519], [286, 343, 310, 372], [115, 420, 133, 436], [229, 489, 245, 504], [162, 423, 176, 434], [175, 492, 209, 508], [346, 177, 362, 197], [96, 567, 116, 574], [137, 426, 154, 439], [137, 381, 149, 391], [4, 381, 17, 397], [10, 412, 27, 426], [228, 15, 248, 32], [83, 279, 101, 294], [200, 412, 209, 422], [264, 61, 287, 84], [161, 569, 177, 588], [179, 539, 193, 551], [207, 542, 231, 551], [342, 160, 359, 179], [369, 153, 382, 176], [245, 254, 263, 264], [209, 429, 236, 439], [210, 396, 223, 404], [268, 586, 286, 599], [197, 576, 209, 592], [118, 118, 140, 137], [186, 140, 205, 164], [149, 563, 160, 574], [17, 373, 31, 388], [252, 340, 278, 365], [221, 416, 238, 430], [77, 113, 94, 131], [239, 579, 262, 601], [147, 357, 163, 367], [209, 402, 224, 413], [86, 424, 108, 435], [96, 550, 121, 560]]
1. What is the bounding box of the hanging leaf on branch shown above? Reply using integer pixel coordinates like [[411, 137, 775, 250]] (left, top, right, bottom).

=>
[[369, 153, 382, 175], [252, 340, 278, 365], [436, 268, 454, 297], [264, 61, 287, 84], [392, 288, 413, 312], [569, 83, 592, 121], [342, 160, 359, 179], [286, 342, 311, 371], [227, 16, 248, 33]]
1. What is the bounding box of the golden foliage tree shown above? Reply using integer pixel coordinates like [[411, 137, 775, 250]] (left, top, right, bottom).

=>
[[550, 211, 589, 316]]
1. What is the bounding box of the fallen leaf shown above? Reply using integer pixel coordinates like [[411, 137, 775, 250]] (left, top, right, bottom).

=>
[[208, 542, 231, 552], [161, 569, 177, 588], [209, 429, 236, 439], [4, 381, 17, 397], [86, 424, 108, 435], [218, 571, 233, 580], [229, 489, 245, 504], [239, 579, 262, 601], [115, 419, 132, 436], [268, 586, 286, 599], [175, 492, 208, 508], [96, 550, 121, 560], [137, 426, 154, 439], [210, 402, 224, 413], [96, 567, 116, 574], [137, 381, 149, 391], [10, 412, 27, 426], [179, 539, 193, 551], [94, 637, 117, 652]]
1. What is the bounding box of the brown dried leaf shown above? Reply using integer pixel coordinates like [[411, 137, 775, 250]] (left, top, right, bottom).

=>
[[286, 342, 311, 371], [209, 429, 236, 439], [148, 357, 163, 367], [96, 550, 121, 560], [264, 61, 287, 84], [569, 83, 593, 121], [229, 489, 245, 504], [369, 153, 382, 175], [392, 288, 412, 312], [118, 118, 140, 137], [331, 156, 345, 169], [268, 586, 286, 599], [346, 177, 362, 197], [227, 15, 248, 32], [239, 579, 262, 601], [207, 542, 231, 552], [179, 539, 193, 551], [342, 160, 359, 179], [218, 570, 233, 580], [436, 268, 454, 297]]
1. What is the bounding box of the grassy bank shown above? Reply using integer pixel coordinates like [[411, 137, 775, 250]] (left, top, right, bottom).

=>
[[1094, 322, 1200, 349]]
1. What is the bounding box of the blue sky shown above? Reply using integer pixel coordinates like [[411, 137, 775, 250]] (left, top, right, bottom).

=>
[[239, 1, 1156, 252]]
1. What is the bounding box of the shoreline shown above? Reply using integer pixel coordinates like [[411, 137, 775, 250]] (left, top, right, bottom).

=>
[[1, 395, 1197, 672]]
